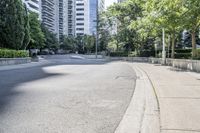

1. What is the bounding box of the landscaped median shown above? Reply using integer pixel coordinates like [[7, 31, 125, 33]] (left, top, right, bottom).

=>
[[0, 49, 31, 66]]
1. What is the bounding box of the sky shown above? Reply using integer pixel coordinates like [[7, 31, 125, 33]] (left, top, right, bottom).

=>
[[105, 0, 117, 9]]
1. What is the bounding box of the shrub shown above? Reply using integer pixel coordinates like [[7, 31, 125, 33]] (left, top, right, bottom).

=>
[[128, 51, 137, 57], [195, 49, 200, 60], [139, 50, 155, 57], [174, 53, 192, 59], [175, 49, 192, 53], [167, 49, 192, 59], [110, 52, 129, 57], [0, 49, 29, 58], [197, 49, 200, 55]]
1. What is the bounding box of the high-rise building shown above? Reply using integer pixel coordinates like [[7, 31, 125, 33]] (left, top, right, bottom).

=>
[[26, 0, 105, 39], [23, 0, 41, 18], [40, 0, 60, 38], [75, 0, 90, 36], [75, 0, 104, 36], [40, 0, 77, 41], [89, 0, 97, 35], [63, 0, 76, 37], [98, 0, 105, 12], [59, 0, 64, 39], [118, 0, 126, 3]]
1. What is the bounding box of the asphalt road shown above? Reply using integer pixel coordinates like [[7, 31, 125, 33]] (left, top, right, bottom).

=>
[[0, 57, 136, 133]]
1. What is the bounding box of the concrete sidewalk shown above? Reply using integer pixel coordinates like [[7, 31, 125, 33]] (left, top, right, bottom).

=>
[[135, 63, 200, 133]]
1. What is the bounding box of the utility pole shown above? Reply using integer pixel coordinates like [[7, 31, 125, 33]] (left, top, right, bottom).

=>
[[95, 0, 99, 59]]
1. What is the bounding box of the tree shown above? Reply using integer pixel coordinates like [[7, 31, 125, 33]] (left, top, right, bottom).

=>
[[105, 1, 142, 52], [101, 0, 200, 59], [98, 14, 112, 52], [182, 0, 200, 57], [29, 12, 45, 49], [85, 35, 95, 53], [61, 36, 76, 51], [41, 24, 59, 51], [22, 4, 30, 50], [75, 36, 84, 53], [0, 1, 7, 48], [0, 0, 26, 50], [144, 0, 184, 58]]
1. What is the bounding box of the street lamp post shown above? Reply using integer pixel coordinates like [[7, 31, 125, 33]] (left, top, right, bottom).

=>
[[95, 0, 99, 59], [162, 28, 166, 65]]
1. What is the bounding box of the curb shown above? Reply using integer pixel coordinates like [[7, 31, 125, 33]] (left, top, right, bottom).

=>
[[114, 63, 160, 133]]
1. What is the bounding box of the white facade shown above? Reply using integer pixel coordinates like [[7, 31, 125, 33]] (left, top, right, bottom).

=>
[[118, 0, 125, 2], [75, 0, 90, 36], [40, 0, 77, 40], [75, 0, 105, 36], [23, 0, 41, 19], [40, 0, 60, 38], [23, 0, 105, 38], [63, 0, 76, 36], [98, 0, 105, 12]]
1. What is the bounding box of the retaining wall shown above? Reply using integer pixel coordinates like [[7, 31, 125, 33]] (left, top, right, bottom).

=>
[[108, 57, 200, 73], [0, 58, 31, 66]]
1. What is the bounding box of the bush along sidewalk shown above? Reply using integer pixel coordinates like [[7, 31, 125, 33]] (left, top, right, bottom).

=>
[[0, 49, 29, 58]]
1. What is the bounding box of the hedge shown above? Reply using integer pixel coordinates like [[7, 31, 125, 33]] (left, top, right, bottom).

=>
[[175, 49, 192, 53], [139, 50, 155, 57], [197, 49, 200, 55], [0, 49, 29, 58], [174, 53, 192, 59], [167, 49, 192, 59], [109, 49, 200, 59], [110, 52, 129, 57]]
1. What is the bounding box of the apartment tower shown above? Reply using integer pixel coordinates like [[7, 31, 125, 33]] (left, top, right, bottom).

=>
[[23, 0, 41, 18]]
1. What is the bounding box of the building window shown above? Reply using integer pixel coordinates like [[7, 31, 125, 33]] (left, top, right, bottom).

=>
[[76, 23, 84, 26], [76, 28, 84, 31]]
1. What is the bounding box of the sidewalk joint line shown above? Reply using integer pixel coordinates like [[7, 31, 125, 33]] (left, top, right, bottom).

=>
[[162, 128, 200, 132], [160, 97, 200, 100]]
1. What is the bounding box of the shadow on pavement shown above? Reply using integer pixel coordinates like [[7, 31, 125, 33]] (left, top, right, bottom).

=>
[[0, 65, 65, 114], [46, 59, 110, 65], [0, 59, 113, 114], [0, 58, 120, 114]]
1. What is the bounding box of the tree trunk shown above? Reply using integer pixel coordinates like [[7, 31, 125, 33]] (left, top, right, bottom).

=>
[[191, 31, 197, 58], [171, 33, 175, 58]]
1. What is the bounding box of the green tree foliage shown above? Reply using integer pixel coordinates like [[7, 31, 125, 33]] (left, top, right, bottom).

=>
[[84, 35, 95, 53], [60, 35, 96, 54], [0, 0, 26, 50], [29, 12, 45, 49], [105, 0, 146, 53], [60, 36, 76, 51], [22, 4, 31, 50], [182, 0, 200, 57], [41, 24, 59, 51], [145, 0, 184, 58], [104, 0, 200, 58], [98, 15, 112, 52]]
